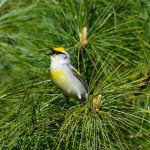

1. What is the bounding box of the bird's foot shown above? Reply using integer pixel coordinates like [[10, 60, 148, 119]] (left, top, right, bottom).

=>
[[63, 102, 69, 109], [79, 101, 86, 106]]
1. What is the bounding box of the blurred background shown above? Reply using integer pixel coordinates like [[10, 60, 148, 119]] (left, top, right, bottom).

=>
[[0, 0, 149, 149]]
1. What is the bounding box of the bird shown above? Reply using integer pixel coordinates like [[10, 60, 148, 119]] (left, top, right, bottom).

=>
[[49, 47, 88, 103]]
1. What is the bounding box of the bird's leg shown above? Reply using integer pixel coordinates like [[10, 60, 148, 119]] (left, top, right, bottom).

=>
[[78, 97, 86, 106], [79, 99, 86, 106], [65, 96, 69, 103], [63, 96, 69, 109], [77, 93, 86, 106]]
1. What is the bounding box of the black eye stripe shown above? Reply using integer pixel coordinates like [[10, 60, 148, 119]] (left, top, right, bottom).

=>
[[52, 50, 64, 55], [52, 51, 67, 59]]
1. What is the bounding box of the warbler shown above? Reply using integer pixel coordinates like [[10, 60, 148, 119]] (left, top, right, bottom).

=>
[[49, 47, 88, 102]]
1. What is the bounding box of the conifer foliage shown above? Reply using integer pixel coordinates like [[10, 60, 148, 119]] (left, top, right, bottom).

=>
[[0, 0, 149, 149]]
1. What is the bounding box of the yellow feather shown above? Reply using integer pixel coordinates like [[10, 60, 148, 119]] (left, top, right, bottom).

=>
[[53, 47, 65, 52], [51, 69, 64, 80], [71, 67, 82, 77]]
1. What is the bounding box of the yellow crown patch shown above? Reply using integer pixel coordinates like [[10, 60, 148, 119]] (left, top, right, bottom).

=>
[[53, 47, 65, 52]]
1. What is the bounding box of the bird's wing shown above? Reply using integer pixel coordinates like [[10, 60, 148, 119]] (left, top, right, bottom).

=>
[[68, 65, 88, 93]]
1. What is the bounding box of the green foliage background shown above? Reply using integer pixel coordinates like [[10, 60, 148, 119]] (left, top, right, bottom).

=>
[[0, 0, 150, 149]]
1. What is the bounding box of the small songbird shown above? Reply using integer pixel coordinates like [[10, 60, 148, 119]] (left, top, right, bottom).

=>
[[49, 47, 88, 102]]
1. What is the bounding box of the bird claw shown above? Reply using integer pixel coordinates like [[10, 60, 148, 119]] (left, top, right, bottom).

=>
[[63, 103, 69, 109]]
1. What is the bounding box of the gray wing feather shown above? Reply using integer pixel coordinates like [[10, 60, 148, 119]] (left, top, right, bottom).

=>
[[68, 65, 88, 93]]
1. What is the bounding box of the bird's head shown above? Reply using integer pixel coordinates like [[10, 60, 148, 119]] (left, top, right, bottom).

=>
[[49, 47, 70, 64]]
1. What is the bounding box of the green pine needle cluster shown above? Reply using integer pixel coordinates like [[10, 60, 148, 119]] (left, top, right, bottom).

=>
[[0, 0, 150, 149]]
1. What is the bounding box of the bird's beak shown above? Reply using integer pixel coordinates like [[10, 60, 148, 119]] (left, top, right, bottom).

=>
[[46, 53, 52, 56], [46, 48, 53, 56]]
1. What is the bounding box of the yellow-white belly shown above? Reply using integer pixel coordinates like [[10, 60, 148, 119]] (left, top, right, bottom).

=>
[[50, 68, 69, 90], [50, 66, 87, 100]]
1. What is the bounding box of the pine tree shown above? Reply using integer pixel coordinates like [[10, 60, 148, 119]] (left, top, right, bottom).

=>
[[0, 0, 149, 149]]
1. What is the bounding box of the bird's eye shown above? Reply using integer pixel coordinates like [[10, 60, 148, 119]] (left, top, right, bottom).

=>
[[52, 51, 57, 55]]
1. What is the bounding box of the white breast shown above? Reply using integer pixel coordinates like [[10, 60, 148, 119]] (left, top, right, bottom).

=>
[[50, 60, 87, 100]]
